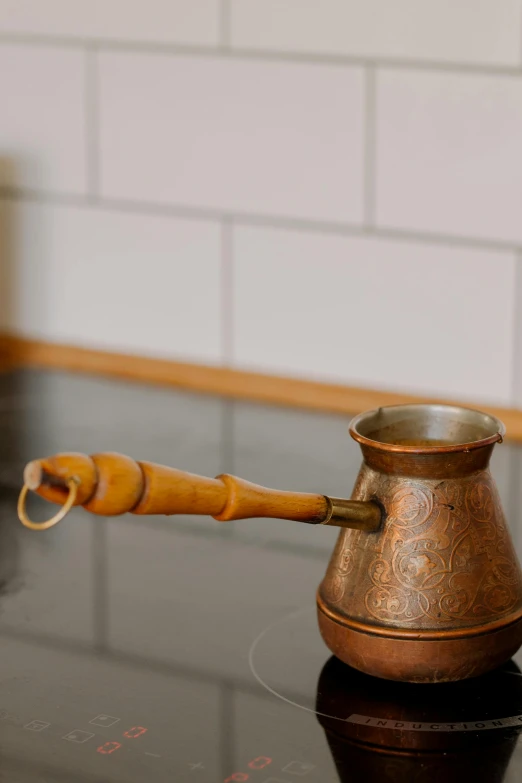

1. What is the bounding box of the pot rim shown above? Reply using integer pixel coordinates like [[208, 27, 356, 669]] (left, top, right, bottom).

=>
[[349, 403, 505, 455]]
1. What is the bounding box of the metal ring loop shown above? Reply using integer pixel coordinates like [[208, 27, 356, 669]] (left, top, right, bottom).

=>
[[17, 476, 80, 531]]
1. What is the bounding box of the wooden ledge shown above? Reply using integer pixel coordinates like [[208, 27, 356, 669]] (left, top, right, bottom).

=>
[[2, 333, 522, 442]]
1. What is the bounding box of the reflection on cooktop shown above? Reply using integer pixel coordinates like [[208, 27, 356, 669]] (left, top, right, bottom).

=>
[[317, 655, 522, 783], [0, 369, 521, 782]]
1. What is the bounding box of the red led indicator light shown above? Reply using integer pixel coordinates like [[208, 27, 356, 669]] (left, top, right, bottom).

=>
[[224, 755, 273, 780], [248, 757, 272, 770], [97, 741, 122, 755], [123, 726, 148, 739], [95, 724, 149, 757]]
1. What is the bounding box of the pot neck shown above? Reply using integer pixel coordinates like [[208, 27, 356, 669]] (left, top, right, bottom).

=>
[[360, 443, 495, 479]]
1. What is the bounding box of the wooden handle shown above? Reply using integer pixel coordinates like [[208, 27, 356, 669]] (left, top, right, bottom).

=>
[[21, 451, 382, 530], [23, 452, 327, 522]]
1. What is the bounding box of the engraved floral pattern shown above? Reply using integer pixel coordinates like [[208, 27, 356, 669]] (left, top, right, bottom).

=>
[[364, 477, 521, 625], [321, 468, 522, 629], [325, 537, 357, 604], [389, 486, 433, 527]]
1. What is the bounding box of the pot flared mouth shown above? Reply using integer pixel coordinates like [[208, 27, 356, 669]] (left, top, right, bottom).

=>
[[349, 403, 505, 454]]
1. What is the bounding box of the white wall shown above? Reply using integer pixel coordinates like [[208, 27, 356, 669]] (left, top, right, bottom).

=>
[[0, 1, 521, 407]]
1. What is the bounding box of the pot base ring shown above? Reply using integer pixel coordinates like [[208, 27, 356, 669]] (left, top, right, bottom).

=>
[[317, 601, 522, 683]]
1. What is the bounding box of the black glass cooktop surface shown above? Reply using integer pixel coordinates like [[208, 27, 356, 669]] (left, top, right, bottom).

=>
[[1, 369, 522, 783]]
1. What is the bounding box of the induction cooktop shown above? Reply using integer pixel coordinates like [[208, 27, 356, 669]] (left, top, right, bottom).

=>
[[1, 369, 522, 783]]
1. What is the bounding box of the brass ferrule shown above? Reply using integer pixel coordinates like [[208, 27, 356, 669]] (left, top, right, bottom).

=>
[[321, 496, 382, 531]]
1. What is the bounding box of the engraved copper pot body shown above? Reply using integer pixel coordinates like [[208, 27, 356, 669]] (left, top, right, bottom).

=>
[[16, 403, 522, 684], [318, 404, 522, 683]]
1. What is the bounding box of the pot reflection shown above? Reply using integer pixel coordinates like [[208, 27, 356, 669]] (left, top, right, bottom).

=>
[[316, 655, 522, 782]]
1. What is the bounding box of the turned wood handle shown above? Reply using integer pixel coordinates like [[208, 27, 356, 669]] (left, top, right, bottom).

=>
[[22, 451, 382, 529]]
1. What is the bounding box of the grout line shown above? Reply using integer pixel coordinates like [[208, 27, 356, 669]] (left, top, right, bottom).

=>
[[512, 255, 522, 408], [1, 187, 522, 255], [219, 218, 235, 536], [363, 66, 376, 227], [219, 399, 235, 540], [0, 187, 224, 219], [221, 218, 234, 365], [220, 0, 231, 51], [91, 517, 109, 651], [218, 685, 235, 782], [1, 31, 522, 77], [518, 4, 522, 68], [220, 400, 235, 476], [84, 45, 100, 201]]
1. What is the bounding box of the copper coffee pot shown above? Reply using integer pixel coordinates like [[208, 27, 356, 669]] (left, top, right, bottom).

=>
[[17, 403, 522, 683]]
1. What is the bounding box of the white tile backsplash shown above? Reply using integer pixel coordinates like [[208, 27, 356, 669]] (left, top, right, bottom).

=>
[[375, 69, 522, 244], [1, 4, 522, 410], [0, 43, 86, 193], [98, 52, 365, 224], [232, 225, 516, 405], [2, 200, 222, 363], [0, 0, 220, 45], [230, 0, 522, 67]]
